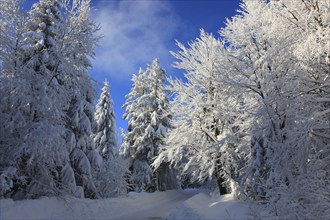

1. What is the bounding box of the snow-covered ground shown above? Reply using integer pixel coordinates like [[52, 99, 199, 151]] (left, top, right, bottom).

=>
[[0, 190, 267, 219]]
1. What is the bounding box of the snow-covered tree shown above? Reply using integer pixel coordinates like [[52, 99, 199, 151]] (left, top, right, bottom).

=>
[[91, 79, 128, 198], [121, 59, 176, 192], [153, 31, 251, 195], [94, 80, 119, 160], [92, 157, 128, 198], [0, 0, 27, 197], [61, 0, 99, 199], [0, 0, 99, 199], [220, 0, 329, 218], [0, 0, 25, 74], [266, 1, 329, 218], [0, 0, 73, 199], [220, 0, 285, 199]]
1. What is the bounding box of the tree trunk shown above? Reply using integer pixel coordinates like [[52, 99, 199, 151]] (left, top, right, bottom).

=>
[[214, 152, 228, 195], [218, 177, 228, 195], [215, 171, 228, 195]]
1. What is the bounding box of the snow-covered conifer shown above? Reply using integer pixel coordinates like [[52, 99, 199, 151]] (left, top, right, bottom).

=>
[[62, 0, 99, 198], [94, 80, 119, 160], [0, 0, 27, 198], [0, 0, 72, 199], [91, 79, 128, 198], [121, 59, 176, 192], [0, 0, 99, 199]]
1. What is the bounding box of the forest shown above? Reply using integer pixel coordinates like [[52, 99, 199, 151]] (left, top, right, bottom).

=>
[[0, 0, 329, 219]]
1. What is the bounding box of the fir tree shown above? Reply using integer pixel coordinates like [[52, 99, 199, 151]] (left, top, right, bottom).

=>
[[92, 80, 128, 198], [6, 0, 70, 199], [121, 59, 175, 192], [0, 0, 99, 199], [94, 80, 119, 160], [0, 0, 27, 197], [63, 0, 99, 199]]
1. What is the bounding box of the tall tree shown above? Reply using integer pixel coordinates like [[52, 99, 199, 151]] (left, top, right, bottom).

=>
[[0, 0, 100, 199], [267, 1, 329, 218], [94, 80, 119, 160], [221, 0, 329, 218], [2, 0, 72, 199], [61, 0, 99, 199], [153, 30, 250, 195], [0, 0, 28, 198], [92, 80, 128, 197], [121, 59, 175, 192], [221, 0, 287, 199]]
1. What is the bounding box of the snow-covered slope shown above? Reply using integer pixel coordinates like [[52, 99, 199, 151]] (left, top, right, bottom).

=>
[[0, 190, 262, 219]]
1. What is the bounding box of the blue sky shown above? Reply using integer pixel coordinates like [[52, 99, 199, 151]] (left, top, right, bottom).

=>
[[23, 0, 241, 140], [90, 0, 241, 140]]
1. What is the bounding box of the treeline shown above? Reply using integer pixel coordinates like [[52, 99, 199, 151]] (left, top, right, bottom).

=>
[[0, 0, 329, 219]]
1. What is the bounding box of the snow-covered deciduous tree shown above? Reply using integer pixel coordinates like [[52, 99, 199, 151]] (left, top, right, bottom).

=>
[[94, 80, 119, 160], [266, 1, 329, 218], [121, 59, 176, 192], [220, 0, 288, 199], [153, 30, 251, 195], [220, 0, 329, 218]]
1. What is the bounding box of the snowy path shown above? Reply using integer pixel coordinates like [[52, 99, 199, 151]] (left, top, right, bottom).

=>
[[0, 190, 257, 219], [115, 190, 196, 219]]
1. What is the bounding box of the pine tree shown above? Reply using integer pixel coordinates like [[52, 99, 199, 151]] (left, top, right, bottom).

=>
[[121, 59, 175, 192], [94, 80, 119, 160]]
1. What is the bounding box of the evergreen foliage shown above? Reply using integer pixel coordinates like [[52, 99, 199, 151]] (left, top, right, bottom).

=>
[[93, 80, 128, 198], [0, 0, 100, 199], [121, 59, 176, 192], [94, 80, 119, 160]]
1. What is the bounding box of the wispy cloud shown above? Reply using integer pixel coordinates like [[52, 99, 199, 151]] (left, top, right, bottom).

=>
[[91, 0, 181, 81]]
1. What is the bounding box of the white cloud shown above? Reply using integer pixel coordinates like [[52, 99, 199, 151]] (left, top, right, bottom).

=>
[[91, 0, 181, 81]]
